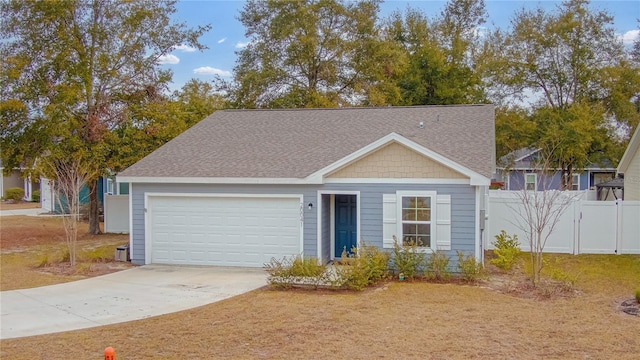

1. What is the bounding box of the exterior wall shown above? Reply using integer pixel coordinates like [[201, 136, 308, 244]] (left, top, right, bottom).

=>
[[130, 183, 477, 265], [327, 143, 466, 179], [2, 170, 24, 198], [624, 144, 640, 200]]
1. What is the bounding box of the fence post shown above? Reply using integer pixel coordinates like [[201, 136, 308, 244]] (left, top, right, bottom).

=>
[[615, 200, 622, 255], [104, 346, 115, 360]]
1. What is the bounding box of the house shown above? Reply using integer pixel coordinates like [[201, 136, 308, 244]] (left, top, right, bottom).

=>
[[0, 160, 38, 202], [617, 126, 640, 200], [117, 105, 495, 267], [494, 148, 616, 191], [40, 177, 107, 214]]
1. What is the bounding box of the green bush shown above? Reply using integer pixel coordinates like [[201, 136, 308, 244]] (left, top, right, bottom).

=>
[[5, 187, 24, 202], [264, 255, 328, 289], [457, 251, 484, 282], [336, 244, 390, 290], [635, 289, 640, 304], [490, 230, 522, 271], [391, 236, 425, 280], [425, 250, 451, 281], [32, 190, 40, 202]]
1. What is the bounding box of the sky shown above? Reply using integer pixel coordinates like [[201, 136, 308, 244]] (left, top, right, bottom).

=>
[[160, 0, 640, 92]]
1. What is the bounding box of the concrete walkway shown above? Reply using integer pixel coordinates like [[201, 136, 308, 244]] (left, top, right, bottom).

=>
[[0, 265, 267, 339], [0, 208, 48, 217]]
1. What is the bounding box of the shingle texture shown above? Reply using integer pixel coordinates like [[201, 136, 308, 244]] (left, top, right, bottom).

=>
[[119, 105, 496, 179]]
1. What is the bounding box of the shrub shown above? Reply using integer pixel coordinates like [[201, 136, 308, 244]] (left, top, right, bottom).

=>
[[32, 190, 40, 202], [5, 187, 24, 202], [264, 256, 328, 289], [635, 289, 640, 304], [425, 250, 451, 281], [336, 244, 390, 290], [391, 236, 425, 280], [457, 251, 484, 282], [490, 230, 521, 271]]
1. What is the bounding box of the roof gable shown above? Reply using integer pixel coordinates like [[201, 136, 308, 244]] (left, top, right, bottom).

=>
[[618, 126, 640, 174], [118, 105, 495, 184]]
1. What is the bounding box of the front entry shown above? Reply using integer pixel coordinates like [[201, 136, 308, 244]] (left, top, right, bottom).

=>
[[335, 195, 357, 258]]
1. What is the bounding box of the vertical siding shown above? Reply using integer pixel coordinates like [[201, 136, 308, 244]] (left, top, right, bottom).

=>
[[624, 145, 640, 200], [130, 183, 477, 265]]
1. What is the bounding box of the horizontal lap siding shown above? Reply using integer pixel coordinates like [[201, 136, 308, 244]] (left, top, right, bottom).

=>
[[130, 183, 476, 265]]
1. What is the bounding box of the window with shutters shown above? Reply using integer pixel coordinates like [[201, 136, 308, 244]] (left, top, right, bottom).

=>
[[383, 191, 450, 251], [401, 196, 432, 247]]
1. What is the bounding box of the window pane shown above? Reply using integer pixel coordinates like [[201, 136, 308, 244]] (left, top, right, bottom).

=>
[[416, 209, 430, 221], [416, 235, 430, 248], [417, 224, 430, 235], [402, 209, 416, 221], [403, 223, 417, 236], [526, 174, 535, 182], [402, 197, 414, 208]]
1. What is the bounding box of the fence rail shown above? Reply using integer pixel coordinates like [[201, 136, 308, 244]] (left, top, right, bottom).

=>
[[487, 190, 640, 255]]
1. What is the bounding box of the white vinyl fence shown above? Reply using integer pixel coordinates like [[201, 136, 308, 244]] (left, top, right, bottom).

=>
[[487, 190, 640, 255], [104, 194, 129, 233]]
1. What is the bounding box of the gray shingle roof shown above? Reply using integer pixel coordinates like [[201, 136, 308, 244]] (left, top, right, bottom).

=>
[[118, 105, 495, 179]]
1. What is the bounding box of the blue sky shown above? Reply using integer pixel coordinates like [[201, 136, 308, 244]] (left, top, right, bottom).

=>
[[161, 0, 640, 91]]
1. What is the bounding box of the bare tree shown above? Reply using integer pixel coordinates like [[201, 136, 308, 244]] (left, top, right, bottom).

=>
[[46, 158, 98, 267], [508, 150, 582, 285]]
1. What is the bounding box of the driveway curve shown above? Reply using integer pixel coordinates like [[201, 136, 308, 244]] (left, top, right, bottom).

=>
[[0, 265, 267, 339]]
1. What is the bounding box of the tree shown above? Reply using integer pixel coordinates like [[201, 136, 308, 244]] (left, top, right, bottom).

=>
[[384, 0, 487, 105], [1, 0, 209, 233], [508, 150, 582, 285], [44, 151, 100, 267], [484, 0, 637, 187], [107, 79, 225, 173], [219, 0, 403, 108], [495, 106, 536, 159]]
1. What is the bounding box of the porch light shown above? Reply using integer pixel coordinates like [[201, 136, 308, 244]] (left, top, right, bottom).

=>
[[308, 202, 313, 210]]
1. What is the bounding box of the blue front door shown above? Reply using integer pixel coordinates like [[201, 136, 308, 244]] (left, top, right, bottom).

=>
[[335, 195, 357, 258]]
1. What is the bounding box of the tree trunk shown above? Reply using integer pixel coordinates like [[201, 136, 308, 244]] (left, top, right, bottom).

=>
[[88, 181, 102, 235]]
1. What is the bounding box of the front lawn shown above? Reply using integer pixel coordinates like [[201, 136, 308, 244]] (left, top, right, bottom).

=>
[[0, 216, 133, 291], [1, 253, 638, 359]]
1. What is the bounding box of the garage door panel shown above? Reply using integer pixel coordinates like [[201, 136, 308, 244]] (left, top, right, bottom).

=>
[[149, 196, 302, 267]]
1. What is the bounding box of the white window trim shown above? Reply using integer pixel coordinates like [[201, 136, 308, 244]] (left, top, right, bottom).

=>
[[525, 173, 537, 191], [572, 173, 580, 190], [396, 190, 437, 251]]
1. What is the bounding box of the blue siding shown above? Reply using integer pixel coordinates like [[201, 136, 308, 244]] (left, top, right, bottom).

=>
[[130, 183, 477, 265]]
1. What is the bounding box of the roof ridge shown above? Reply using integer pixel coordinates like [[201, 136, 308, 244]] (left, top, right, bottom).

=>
[[220, 104, 491, 112]]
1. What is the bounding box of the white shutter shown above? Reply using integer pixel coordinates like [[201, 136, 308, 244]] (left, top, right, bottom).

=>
[[435, 195, 451, 250], [382, 194, 397, 248]]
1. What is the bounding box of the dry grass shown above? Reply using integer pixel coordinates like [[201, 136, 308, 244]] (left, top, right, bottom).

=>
[[0, 201, 40, 210], [0, 216, 133, 290], [1, 253, 638, 359]]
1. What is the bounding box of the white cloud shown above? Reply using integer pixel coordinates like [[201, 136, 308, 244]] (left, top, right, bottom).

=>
[[218, 38, 227, 44], [193, 66, 231, 77], [157, 54, 180, 65], [235, 41, 249, 49], [173, 44, 197, 52], [619, 29, 639, 45]]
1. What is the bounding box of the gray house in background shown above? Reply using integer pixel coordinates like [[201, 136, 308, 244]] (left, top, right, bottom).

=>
[[0, 159, 38, 201], [494, 148, 615, 191], [117, 105, 495, 267]]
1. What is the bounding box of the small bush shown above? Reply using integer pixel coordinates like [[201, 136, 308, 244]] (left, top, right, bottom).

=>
[[391, 236, 425, 280], [5, 187, 24, 202], [36, 254, 51, 268], [264, 256, 328, 289], [425, 250, 451, 281], [490, 230, 521, 271], [336, 244, 390, 290], [32, 190, 40, 202], [457, 251, 484, 282], [80, 246, 114, 263], [543, 257, 577, 290], [635, 289, 640, 304]]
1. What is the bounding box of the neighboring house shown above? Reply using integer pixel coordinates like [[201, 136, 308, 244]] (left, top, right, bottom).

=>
[[0, 160, 38, 201], [617, 126, 640, 200], [494, 148, 615, 191], [40, 177, 105, 213], [117, 105, 495, 268]]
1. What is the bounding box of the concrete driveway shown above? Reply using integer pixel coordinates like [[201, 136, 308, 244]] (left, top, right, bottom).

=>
[[0, 265, 267, 339], [0, 207, 47, 216]]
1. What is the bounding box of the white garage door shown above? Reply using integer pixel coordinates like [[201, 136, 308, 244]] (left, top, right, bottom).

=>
[[148, 195, 302, 267]]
